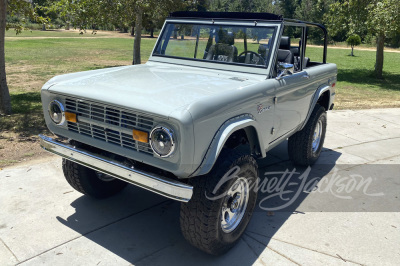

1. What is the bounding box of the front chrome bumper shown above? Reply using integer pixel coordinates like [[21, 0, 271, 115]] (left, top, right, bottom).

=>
[[39, 135, 193, 202]]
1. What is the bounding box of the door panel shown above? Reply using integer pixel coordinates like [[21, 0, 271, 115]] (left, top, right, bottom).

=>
[[272, 70, 311, 141]]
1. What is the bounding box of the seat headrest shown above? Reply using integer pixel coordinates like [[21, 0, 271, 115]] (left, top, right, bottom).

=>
[[226, 32, 234, 45], [216, 30, 234, 45], [279, 36, 291, 50], [291, 47, 300, 56], [258, 44, 268, 55]]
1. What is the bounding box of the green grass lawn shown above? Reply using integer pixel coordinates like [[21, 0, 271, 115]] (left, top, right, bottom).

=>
[[307, 46, 400, 109], [2, 30, 400, 137]]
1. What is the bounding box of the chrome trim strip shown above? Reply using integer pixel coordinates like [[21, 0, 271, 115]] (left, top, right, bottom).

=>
[[39, 135, 193, 202]]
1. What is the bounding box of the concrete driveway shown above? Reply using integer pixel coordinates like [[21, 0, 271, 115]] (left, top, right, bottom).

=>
[[1, 109, 400, 265]]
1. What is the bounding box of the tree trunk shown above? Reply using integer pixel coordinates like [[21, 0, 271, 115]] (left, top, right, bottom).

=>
[[375, 33, 385, 79], [150, 28, 154, 38], [0, 0, 12, 115], [132, 7, 142, 65], [351, 46, 354, 56], [131, 25, 134, 36]]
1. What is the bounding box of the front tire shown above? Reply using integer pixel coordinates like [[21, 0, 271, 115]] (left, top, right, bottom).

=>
[[62, 159, 128, 199], [180, 150, 258, 255], [288, 104, 327, 166]]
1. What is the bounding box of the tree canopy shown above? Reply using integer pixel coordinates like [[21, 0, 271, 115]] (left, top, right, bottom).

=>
[[326, 0, 400, 78]]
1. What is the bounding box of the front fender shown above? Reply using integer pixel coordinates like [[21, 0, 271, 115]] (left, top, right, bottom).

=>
[[189, 114, 265, 177]]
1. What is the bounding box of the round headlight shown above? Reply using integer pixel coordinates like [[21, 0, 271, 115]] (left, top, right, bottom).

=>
[[48, 100, 65, 125], [150, 126, 175, 157]]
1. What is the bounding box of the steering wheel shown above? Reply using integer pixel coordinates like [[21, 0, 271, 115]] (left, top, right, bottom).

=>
[[238, 51, 266, 65]]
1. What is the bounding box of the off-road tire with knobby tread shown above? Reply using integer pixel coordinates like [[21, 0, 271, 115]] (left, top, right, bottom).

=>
[[180, 149, 258, 255], [288, 104, 327, 166], [62, 159, 128, 199]]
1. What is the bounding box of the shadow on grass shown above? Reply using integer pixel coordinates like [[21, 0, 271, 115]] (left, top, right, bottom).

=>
[[0, 91, 49, 137], [10, 92, 42, 113], [338, 68, 400, 91]]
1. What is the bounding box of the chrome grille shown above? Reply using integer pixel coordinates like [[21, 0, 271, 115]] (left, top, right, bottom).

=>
[[65, 97, 154, 155]]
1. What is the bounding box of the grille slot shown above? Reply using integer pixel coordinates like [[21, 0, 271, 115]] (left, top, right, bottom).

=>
[[65, 98, 154, 155]]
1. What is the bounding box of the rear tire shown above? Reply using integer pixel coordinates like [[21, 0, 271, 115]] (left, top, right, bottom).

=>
[[62, 159, 127, 199], [288, 104, 327, 166], [180, 149, 258, 255]]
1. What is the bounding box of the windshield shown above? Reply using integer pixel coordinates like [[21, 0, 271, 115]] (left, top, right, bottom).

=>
[[153, 23, 276, 68]]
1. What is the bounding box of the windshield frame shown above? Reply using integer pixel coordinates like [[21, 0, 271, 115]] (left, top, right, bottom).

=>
[[149, 18, 282, 75]]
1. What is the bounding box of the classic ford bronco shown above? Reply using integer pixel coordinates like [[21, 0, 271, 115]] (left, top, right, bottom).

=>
[[40, 12, 336, 254]]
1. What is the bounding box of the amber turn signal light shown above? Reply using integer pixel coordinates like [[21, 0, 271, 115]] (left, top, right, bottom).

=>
[[132, 129, 149, 143], [65, 112, 77, 123]]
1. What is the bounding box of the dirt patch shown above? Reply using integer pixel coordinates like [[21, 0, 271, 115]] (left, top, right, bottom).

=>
[[336, 100, 400, 110], [0, 132, 55, 169], [8, 75, 45, 92], [0, 107, 53, 169], [7, 63, 47, 92], [309, 44, 400, 53], [64, 57, 129, 67], [5, 30, 157, 40], [65, 29, 139, 38]]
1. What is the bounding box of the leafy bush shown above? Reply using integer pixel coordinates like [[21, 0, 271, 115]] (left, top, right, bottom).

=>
[[346, 34, 361, 56]]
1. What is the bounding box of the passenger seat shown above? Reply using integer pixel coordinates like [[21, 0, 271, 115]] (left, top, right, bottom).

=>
[[291, 41, 310, 70]]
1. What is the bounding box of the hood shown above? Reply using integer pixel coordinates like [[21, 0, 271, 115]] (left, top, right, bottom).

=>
[[44, 61, 263, 118]]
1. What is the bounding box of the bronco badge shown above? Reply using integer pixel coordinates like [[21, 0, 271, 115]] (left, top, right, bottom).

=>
[[257, 104, 271, 114]]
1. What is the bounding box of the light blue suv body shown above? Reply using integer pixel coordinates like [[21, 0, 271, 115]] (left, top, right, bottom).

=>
[[40, 12, 336, 203]]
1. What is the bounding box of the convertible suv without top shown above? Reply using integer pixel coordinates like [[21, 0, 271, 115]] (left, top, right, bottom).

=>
[[40, 12, 336, 254]]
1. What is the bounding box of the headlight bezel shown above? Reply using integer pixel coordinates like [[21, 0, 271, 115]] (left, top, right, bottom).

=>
[[48, 100, 66, 125], [149, 126, 176, 157]]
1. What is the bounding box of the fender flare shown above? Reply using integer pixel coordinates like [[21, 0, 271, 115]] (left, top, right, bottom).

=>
[[189, 114, 265, 177], [299, 85, 331, 131]]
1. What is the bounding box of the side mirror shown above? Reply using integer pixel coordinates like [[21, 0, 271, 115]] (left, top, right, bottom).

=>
[[276, 63, 294, 80]]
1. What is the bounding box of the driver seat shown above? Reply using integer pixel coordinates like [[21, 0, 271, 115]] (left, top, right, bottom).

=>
[[206, 30, 238, 62]]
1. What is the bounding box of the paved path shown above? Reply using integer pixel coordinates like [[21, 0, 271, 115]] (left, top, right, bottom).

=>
[[1, 109, 400, 265]]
